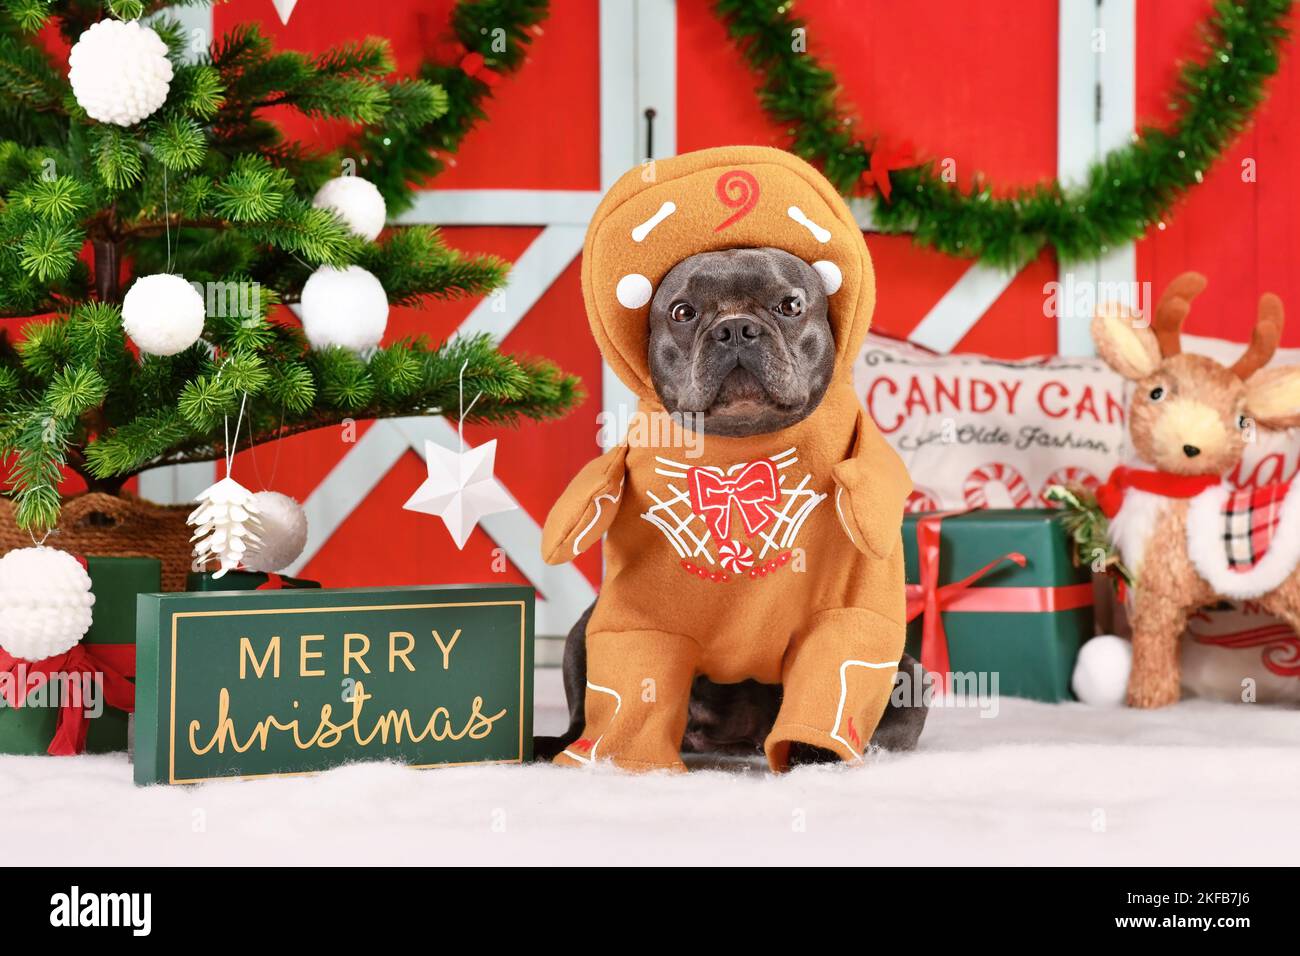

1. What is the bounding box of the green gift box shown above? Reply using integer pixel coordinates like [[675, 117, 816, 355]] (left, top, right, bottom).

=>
[[186, 570, 320, 591], [0, 555, 160, 755], [902, 509, 1093, 702]]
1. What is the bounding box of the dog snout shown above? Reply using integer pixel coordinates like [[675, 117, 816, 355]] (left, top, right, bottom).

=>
[[710, 315, 762, 346], [1183, 444, 1201, 458]]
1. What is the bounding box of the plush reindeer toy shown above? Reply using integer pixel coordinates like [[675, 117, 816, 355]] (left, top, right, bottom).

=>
[[1091, 272, 1300, 707]]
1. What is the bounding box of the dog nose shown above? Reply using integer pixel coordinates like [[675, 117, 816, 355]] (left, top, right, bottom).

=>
[[1183, 444, 1201, 458], [711, 316, 761, 345]]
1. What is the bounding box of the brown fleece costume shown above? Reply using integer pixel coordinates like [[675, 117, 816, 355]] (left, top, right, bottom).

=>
[[542, 146, 911, 771]]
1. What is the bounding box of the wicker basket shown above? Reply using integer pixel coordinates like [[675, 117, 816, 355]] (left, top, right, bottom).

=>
[[0, 492, 193, 591]]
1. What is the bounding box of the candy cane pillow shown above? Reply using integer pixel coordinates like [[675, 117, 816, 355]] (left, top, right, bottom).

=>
[[855, 333, 1300, 511], [854, 334, 1125, 511]]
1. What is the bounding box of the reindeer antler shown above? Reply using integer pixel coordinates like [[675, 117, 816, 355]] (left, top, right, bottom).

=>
[[1231, 293, 1284, 380], [1151, 271, 1208, 357]]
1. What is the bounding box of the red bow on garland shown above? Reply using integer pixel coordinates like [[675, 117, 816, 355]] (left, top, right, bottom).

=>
[[432, 38, 503, 87], [861, 140, 916, 202], [0, 644, 135, 756], [1094, 465, 1222, 518], [688, 460, 780, 542]]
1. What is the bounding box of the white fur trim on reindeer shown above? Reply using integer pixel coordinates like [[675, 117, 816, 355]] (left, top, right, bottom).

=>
[[1107, 489, 1167, 580], [1186, 482, 1300, 599]]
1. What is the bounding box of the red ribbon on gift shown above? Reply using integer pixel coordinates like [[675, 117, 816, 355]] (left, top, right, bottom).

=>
[[0, 644, 135, 756], [905, 511, 1094, 689], [688, 459, 779, 541]]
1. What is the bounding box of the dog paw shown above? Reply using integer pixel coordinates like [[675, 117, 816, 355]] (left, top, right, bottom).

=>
[[786, 742, 841, 766]]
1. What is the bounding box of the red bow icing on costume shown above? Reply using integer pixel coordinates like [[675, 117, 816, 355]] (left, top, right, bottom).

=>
[[0, 643, 135, 756], [688, 459, 780, 542], [1095, 465, 1222, 518]]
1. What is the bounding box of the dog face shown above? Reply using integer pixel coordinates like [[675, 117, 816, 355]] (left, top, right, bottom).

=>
[[647, 247, 835, 438]]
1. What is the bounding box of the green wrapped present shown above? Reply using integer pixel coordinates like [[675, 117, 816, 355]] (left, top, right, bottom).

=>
[[902, 509, 1094, 702], [186, 570, 320, 591], [0, 556, 160, 755]]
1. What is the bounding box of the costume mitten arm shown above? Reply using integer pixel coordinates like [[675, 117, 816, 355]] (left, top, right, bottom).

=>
[[830, 411, 912, 560], [541, 445, 629, 564]]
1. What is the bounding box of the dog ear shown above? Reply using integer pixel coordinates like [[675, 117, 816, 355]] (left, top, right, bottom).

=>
[[1245, 364, 1300, 429], [1091, 304, 1161, 380]]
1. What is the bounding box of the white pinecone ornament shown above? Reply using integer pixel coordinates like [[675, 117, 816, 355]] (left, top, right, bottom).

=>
[[241, 491, 308, 573], [0, 547, 95, 662], [68, 19, 174, 127], [312, 176, 387, 241], [188, 477, 264, 578]]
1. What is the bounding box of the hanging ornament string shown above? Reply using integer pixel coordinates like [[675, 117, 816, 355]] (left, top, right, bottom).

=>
[[714, 0, 1292, 268], [223, 389, 249, 478], [246, 402, 287, 492], [163, 163, 172, 273], [457, 359, 483, 452]]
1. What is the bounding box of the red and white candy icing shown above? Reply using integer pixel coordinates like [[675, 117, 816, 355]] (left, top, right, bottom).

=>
[[718, 539, 755, 574]]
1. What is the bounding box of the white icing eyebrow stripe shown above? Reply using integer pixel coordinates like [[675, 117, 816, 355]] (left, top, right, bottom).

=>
[[632, 201, 677, 242], [787, 205, 831, 243]]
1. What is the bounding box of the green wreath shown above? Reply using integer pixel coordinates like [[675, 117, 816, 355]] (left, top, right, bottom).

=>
[[717, 0, 1292, 268], [362, 0, 549, 212]]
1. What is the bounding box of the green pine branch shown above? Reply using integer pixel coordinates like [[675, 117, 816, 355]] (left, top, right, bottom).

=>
[[0, 1, 580, 532]]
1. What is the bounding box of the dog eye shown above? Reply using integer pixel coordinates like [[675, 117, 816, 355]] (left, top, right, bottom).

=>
[[1149, 386, 1165, 401], [669, 302, 696, 323], [1238, 413, 1250, 430], [776, 295, 803, 317]]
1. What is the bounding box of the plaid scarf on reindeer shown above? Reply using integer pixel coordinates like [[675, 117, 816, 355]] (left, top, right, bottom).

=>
[[1222, 481, 1294, 571]]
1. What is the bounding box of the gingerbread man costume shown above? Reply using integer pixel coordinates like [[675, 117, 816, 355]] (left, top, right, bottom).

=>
[[542, 146, 911, 772]]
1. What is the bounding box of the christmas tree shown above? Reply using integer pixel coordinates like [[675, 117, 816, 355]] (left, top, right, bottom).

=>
[[0, 0, 579, 534]]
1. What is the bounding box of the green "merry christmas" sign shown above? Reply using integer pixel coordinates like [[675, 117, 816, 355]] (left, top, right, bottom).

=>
[[133, 585, 533, 785]]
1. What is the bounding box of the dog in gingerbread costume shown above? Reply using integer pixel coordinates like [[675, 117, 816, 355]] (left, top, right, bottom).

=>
[[540, 146, 923, 772]]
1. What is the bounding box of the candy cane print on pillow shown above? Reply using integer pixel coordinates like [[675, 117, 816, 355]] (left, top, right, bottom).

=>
[[963, 463, 1033, 509]]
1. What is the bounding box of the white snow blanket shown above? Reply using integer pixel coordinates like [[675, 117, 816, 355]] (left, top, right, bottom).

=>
[[3, 671, 1297, 866]]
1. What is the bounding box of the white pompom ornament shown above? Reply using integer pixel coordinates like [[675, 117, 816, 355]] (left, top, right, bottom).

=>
[[300, 265, 389, 351], [1071, 634, 1133, 706], [122, 274, 206, 356], [0, 548, 95, 662], [241, 492, 308, 573], [68, 19, 174, 127], [312, 176, 387, 241], [188, 476, 263, 578]]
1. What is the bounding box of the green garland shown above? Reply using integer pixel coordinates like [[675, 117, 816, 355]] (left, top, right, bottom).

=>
[[1045, 485, 1133, 589], [716, 0, 1292, 268], [361, 0, 549, 214]]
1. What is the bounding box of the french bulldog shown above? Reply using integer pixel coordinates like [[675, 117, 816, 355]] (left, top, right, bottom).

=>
[[536, 247, 928, 764]]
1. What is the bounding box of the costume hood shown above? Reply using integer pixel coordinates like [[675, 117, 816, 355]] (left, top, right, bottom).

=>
[[580, 145, 875, 403]]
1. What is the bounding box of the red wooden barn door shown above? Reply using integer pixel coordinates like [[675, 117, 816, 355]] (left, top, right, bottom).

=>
[[131, 0, 1297, 642]]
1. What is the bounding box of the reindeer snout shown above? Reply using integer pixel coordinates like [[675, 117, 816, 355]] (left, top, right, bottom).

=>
[[1151, 398, 1232, 473]]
